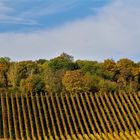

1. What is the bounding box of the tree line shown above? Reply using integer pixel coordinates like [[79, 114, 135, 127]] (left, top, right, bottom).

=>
[[0, 53, 140, 95]]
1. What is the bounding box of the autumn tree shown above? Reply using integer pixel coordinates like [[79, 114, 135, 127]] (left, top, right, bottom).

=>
[[8, 61, 39, 88], [20, 74, 45, 95], [116, 59, 135, 91], [102, 59, 117, 80], [62, 70, 88, 94], [0, 57, 10, 87]]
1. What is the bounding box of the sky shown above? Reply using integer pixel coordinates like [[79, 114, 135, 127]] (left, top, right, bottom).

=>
[[0, 0, 140, 62]]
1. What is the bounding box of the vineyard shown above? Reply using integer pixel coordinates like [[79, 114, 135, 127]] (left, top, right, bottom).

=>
[[0, 92, 140, 140]]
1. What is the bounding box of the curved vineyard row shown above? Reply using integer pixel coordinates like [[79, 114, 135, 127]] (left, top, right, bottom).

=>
[[0, 92, 140, 139]]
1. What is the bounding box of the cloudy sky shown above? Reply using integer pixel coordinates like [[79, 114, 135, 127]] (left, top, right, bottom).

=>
[[0, 0, 140, 61]]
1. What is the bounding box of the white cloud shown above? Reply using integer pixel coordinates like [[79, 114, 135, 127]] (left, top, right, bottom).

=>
[[0, 0, 140, 61]]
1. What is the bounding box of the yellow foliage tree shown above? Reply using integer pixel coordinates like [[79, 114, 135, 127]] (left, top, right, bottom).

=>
[[62, 70, 87, 94]]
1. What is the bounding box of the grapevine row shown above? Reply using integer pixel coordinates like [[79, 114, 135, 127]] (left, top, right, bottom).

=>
[[0, 92, 140, 139]]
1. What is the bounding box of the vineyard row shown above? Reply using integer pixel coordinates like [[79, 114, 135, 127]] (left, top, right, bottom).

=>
[[0, 92, 140, 139]]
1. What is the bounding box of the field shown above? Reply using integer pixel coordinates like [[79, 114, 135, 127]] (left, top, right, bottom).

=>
[[0, 92, 140, 140]]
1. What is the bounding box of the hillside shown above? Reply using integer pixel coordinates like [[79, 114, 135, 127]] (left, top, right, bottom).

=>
[[0, 55, 140, 139]]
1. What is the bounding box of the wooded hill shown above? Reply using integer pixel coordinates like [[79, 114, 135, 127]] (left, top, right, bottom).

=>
[[0, 53, 140, 95]]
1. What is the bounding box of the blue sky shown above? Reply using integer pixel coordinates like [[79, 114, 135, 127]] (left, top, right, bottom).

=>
[[0, 0, 111, 32], [0, 0, 140, 62]]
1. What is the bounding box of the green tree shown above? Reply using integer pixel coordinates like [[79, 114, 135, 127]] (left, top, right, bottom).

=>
[[76, 60, 98, 74], [48, 53, 76, 71], [44, 69, 65, 94], [83, 73, 101, 93], [99, 79, 117, 92], [43, 53, 78, 94]]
